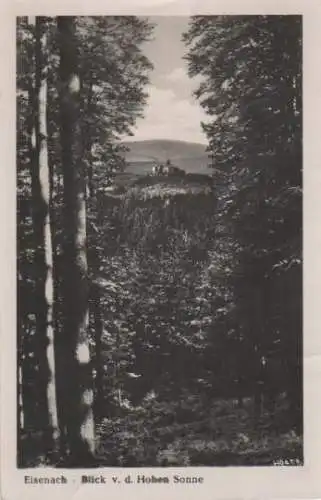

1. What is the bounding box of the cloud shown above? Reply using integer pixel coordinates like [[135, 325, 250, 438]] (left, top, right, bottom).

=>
[[166, 67, 189, 83], [127, 85, 208, 144], [165, 66, 203, 89]]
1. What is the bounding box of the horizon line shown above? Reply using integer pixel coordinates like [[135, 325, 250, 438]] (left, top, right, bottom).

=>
[[123, 137, 208, 146]]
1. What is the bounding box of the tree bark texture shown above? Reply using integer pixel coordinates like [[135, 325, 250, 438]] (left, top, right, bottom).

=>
[[27, 17, 60, 458], [57, 16, 96, 465]]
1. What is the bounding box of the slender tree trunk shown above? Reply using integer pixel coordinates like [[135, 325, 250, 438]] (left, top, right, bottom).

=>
[[26, 21, 38, 436], [17, 331, 25, 465], [27, 17, 60, 459], [91, 282, 104, 422], [57, 16, 96, 466], [237, 395, 244, 409], [252, 344, 262, 418], [82, 78, 95, 197]]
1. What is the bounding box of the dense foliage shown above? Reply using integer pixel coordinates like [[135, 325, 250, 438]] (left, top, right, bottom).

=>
[[17, 15, 302, 467], [183, 15, 302, 429]]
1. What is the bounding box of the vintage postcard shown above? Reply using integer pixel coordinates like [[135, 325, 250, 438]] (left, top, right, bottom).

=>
[[1, 1, 321, 499]]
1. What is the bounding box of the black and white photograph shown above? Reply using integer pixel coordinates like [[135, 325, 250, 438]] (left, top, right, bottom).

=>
[[16, 14, 303, 469]]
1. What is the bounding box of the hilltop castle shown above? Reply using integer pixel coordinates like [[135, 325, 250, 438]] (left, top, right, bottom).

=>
[[152, 159, 185, 176]]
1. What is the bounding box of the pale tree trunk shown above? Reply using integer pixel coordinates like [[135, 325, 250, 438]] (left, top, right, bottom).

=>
[[82, 77, 95, 197], [88, 243, 104, 423], [57, 16, 96, 466], [17, 347, 25, 465], [28, 16, 60, 459], [91, 282, 104, 422]]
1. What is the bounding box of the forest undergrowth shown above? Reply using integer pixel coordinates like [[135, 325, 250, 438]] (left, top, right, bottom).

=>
[[21, 395, 303, 467], [21, 181, 303, 468]]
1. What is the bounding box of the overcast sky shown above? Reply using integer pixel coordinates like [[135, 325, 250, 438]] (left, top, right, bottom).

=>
[[125, 16, 208, 144]]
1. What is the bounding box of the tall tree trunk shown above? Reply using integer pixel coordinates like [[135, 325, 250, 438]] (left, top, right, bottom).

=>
[[57, 16, 96, 466], [17, 326, 24, 465], [27, 16, 60, 459], [251, 343, 263, 418], [87, 234, 104, 423], [82, 78, 95, 198], [91, 282, 104, 422]]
